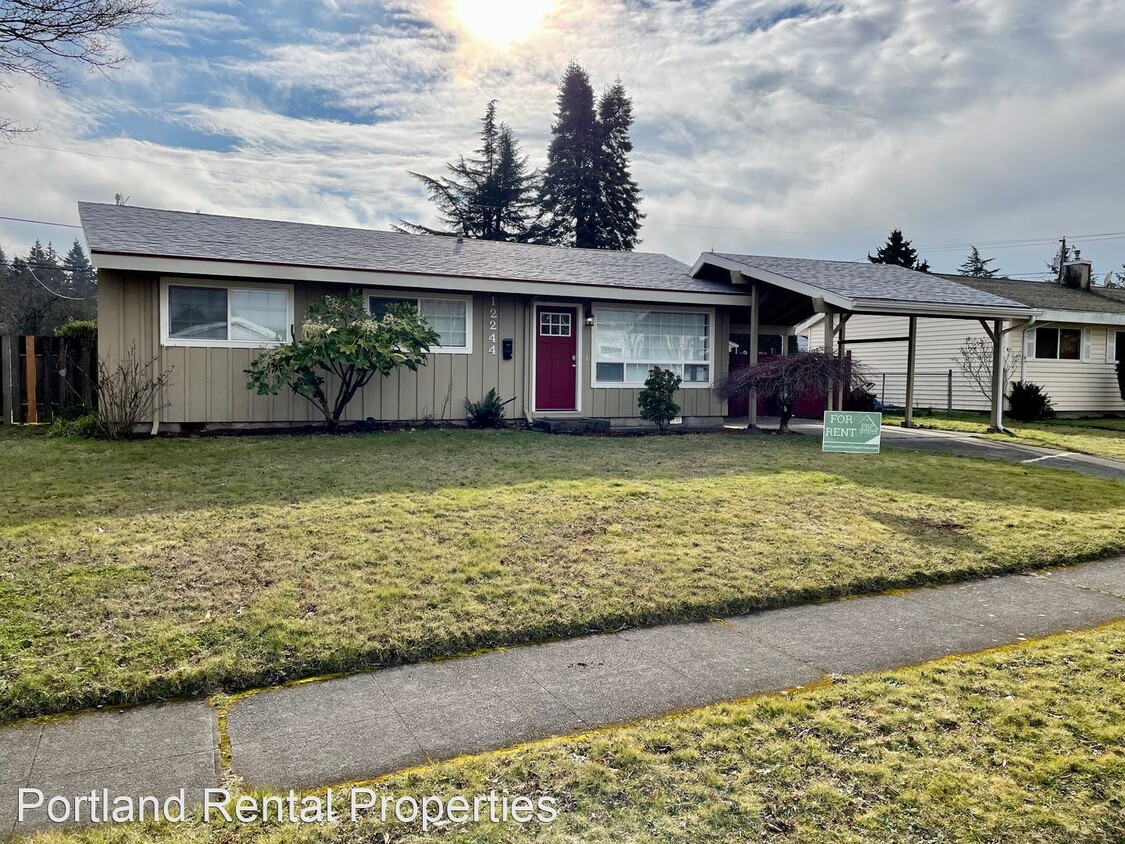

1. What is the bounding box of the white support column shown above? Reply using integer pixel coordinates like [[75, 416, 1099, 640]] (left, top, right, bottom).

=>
[[990, 318, 1005, 432], [836, 316, 847, 410], [748, 283, 760, 430], [824, 310, 835, 412], [903, 315, 918, 428]]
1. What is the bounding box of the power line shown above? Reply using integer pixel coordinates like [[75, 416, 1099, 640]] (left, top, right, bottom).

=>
[[5, 141, 1125, 253], [0, 215, 82, 229]]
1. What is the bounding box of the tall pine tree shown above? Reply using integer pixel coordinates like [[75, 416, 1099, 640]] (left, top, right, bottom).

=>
[[398, 101, 537, 241], [868, 228, 930, 272], [535, 64, 643, 250], [593, 79, 643, 251], [535, 63, 602, 248], [957, 245, 1000, 277]]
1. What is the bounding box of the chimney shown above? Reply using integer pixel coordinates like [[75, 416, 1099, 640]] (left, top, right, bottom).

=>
[[1061, 261, 1092, 291]]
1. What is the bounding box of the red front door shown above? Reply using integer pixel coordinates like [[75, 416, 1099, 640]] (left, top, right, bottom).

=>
[[535, 306, 578, 410]]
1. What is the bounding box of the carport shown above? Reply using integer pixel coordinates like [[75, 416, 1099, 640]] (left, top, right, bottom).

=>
[[690, 254, 1041, 431]]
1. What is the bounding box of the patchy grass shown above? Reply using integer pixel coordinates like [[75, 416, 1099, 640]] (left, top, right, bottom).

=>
[[2, 427, 1125, 721], [884, 412, 1125, 461], [28, 623, 1125, 843]]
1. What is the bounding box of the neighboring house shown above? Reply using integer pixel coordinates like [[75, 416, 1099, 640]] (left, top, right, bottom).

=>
[[78, 203, 1043, 430], [800, 269, 1125, 415]]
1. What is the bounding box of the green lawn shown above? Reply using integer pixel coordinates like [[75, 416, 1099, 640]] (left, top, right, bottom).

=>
[[2, 427, 1125, 721], [883, 412, 1125, 461], [29, 623, 1125, 843]]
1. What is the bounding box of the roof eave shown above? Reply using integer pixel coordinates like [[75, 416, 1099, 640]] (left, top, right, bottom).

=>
[[690, 253, 857, 311], [89, 252, 755, 306], [848, 298, 1041, 320]]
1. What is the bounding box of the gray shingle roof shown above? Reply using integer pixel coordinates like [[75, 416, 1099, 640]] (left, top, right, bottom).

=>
[[715, 253, 1028, 310], [78, 203, 734, 296], [940, 274, 1125, 315]]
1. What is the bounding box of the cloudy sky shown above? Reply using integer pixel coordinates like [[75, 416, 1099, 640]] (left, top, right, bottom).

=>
[[2, 0, 1124, 279]]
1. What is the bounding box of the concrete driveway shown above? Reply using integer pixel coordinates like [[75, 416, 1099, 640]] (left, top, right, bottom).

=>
[[734, 417, 1125, 482]]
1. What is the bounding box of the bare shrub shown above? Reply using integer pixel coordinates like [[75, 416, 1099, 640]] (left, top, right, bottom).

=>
[[94, 345, 173, 439]]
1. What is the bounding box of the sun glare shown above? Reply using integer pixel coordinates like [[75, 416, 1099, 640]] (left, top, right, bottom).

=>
[[452, 0, 554, 44]]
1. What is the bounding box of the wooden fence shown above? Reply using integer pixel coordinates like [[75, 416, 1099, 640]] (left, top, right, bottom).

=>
[[0, 336, 97, 424]]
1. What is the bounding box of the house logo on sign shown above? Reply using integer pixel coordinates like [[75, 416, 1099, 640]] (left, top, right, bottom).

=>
[[859, 417, 879, 438]]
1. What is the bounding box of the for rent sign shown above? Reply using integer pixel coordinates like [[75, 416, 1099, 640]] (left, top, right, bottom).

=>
[[822, 411, 882, 454]]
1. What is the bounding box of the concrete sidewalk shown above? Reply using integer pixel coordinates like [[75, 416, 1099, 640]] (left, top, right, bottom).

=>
[[4, 557, 1125, 837]]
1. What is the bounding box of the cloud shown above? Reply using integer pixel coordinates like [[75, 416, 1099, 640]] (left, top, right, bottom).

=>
[[2, 0, 1124, 278]]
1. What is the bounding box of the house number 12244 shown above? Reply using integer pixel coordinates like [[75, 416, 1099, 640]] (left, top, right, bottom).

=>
[[488, 296, 499, 356]]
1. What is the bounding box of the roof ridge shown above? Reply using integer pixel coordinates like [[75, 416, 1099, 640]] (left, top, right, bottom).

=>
[[77, 201, 681, 263]]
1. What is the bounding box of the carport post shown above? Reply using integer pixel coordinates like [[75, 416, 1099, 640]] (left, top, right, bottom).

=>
[[989, 318, 1005, 432], [824, 311, 835, 411], [748, 283, 759, 429], [835, 316, 847, 410], [902, 316, 917, 428]]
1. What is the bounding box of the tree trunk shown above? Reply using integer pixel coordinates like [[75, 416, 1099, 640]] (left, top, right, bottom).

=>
[[779, 405, 793, 433]]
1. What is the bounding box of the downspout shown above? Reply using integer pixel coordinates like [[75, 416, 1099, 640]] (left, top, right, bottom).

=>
[[524, 299, 534, 425]]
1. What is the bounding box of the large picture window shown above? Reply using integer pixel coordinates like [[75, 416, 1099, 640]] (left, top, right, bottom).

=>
[[593, 308, 712, 387], [164, 282, 291, 347], [368, 294, 471, 353]]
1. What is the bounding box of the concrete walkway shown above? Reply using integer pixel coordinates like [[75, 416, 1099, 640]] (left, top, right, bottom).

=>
[[737, 417, 1125, 482], [4, 557, 1125, 837]]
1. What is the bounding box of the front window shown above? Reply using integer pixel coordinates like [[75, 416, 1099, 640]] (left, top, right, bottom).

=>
[[1115, 331, 1124, 363], [166, 284, 290, 345], [369, 294, 471, 353], [593, 308, 712, 386], [1035, 327, 1081, 360]]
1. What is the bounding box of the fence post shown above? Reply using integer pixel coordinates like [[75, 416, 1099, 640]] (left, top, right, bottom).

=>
[[1, 336, 12, 424], [881, 373, 886, 407], [947, 369, 953, 413], [24, 336, 38, 424]]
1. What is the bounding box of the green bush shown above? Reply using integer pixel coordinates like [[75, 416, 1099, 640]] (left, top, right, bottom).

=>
[[55, 319, 97, 340], [1008, 381, 1055, 422], [47, 411, 100, 438], [639, 366, 682, 431], [465, 388, 515, 428]]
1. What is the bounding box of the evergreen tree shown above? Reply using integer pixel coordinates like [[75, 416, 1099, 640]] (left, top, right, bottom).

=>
[[63, 239, 98, 318], [868, 228, 930, 272], [535, 64, 644, 250], [592, 79, 643, 251], [398, 101, 537, 241], [534, 62, 602, 248], [957, 245, 1000, 277]]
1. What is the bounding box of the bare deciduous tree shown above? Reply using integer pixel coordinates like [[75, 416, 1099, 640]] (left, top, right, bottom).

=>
[[714, 351, 868, 433], [94, 344, 172, 439], [956, 336, 1021, 404], [1, 0, 160, 137]]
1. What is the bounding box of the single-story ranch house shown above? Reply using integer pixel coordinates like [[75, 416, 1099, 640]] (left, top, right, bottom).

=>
[[78, 202, 1042, 431], [800, 268, 1125, 416]]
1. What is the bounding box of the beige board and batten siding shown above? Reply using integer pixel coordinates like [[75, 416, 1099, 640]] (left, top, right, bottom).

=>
[[100, 272, 731, 425], [100, 272, 528, 424]]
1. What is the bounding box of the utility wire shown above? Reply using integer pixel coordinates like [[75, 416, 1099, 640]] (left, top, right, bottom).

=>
[[7, 142, 1125, 253]]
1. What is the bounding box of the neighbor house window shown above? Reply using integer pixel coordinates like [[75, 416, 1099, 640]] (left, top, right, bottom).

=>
[[1034, 326, 1082, 360], [1113, 330, 1124, 363], [593, 308, 712, 386], [164, 282, 291, 346], [368, 294, 471, 353]]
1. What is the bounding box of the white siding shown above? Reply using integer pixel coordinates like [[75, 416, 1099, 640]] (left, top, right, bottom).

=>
[[803, 313, 1125, 415]]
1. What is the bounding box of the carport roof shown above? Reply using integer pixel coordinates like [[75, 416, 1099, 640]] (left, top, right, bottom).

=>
[[692, 253, 1040, 321]]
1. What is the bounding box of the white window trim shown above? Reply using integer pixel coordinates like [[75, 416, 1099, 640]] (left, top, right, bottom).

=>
[[1030, 324, 1090, 362], [590, 303, 716, 389], [364, 288, 473, 355], [160, 278, 294, 349], [1107, 329, 1122, 365]]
